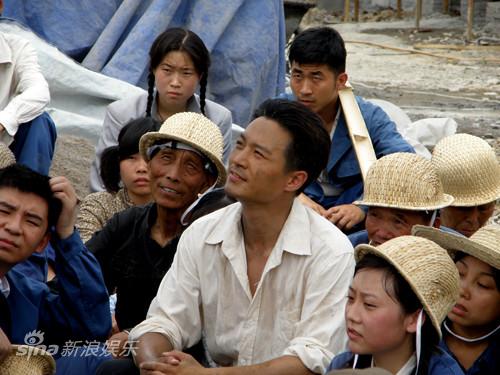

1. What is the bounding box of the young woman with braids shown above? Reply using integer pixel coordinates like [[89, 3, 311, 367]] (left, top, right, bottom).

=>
[[89, 28, 232, 192]]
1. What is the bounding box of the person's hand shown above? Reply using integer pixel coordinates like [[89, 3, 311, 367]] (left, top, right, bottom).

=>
[[324, 204, 365, 231], [0, 328, 11, 364], [107, 331, 129, 358], [140, 351, 208, 375], [110, 313, 120, 335], [298, 193, 326, 216], [50, 176, 78, 239]]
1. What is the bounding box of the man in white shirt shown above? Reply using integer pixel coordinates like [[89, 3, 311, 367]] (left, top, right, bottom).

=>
[[0, 31, 56, 174], [128, 99, 355, 375]]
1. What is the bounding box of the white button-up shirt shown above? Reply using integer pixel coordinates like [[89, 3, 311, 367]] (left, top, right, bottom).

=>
[[0, 32, 50, 144], [130, 199, 354, 373]]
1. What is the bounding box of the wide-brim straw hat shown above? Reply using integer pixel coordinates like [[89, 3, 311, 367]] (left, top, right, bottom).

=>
[[0, 142, 16, 169], [412, 224, 500, 270], [139, 112, 226, 186], [354, 152, 454, 210], [0, 345, 56, 375], [432, 133, 500, 206], [355, 236, 460, 338]]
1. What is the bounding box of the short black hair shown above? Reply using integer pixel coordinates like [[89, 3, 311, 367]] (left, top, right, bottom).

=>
[[289, 27, 346, 75], [253, 99, 330, 194], [100, 117, 159, 193], [0, 164, 61, 230]]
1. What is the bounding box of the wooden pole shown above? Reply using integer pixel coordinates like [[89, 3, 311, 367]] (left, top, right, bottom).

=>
[[344, 0, 351, 22], [415, 0, 422, 30], [354, 0, 359, 22], [442, 0, 449, 14], [397, 0, 402, 19], [467, 0, 474, 41]]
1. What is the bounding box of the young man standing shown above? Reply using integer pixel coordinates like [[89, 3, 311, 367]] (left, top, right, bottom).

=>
[[129, 99, 355, 374], [286, 27, 414, 232]]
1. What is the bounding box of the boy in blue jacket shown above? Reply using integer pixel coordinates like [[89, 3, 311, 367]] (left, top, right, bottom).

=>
[[0, 164, 111, 371]]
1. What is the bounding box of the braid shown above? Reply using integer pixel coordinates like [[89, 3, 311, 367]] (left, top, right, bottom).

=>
[[199, 73, 208, 116], [145, 72, 155, 117]]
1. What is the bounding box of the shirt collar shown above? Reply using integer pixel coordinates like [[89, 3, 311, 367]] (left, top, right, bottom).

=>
[[206, 198, 312, 257], [0, 33, 12, 64], [0, 276, 10, 298]]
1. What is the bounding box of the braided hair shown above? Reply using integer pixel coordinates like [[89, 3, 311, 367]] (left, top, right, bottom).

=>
[[146, 28, 210, 118]]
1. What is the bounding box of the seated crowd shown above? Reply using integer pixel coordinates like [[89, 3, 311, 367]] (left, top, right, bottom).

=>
[[0, 25, 498, 375]]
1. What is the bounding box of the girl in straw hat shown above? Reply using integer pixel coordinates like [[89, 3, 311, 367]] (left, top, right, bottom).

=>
[[413, 224, 500, 374], [326, 236, 463, 375], [90, 27, 232, 192]]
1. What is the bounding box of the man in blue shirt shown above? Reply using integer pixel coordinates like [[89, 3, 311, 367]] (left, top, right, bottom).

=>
[[0, 164, 110, 371], [285, 27, 414, 232]]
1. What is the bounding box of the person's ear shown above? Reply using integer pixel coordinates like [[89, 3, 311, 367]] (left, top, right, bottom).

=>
[[337, 72, 348, 90], [284, 171, 308, 194], [405, 309, 425, 334], [433, 216, 441, 228], [34, 232, 51, 254]]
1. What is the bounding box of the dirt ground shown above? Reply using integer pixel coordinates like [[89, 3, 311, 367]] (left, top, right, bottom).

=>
[[50, 10, 500, 221]]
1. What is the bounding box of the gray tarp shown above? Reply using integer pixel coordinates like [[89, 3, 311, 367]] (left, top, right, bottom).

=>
[[3, 0, 286, 126]]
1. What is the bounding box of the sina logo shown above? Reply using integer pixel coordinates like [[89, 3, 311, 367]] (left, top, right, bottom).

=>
[[24, 330, 45, 346]]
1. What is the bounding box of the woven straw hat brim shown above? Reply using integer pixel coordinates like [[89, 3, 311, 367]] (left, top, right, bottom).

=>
[[412, 224, 500, 269], [355, 237, 460, 339], [354, 152, 454, 211], [140, 132, 227, 187], [448, 188, 500, 207], [354, 193, 454, 211], [0, 345, 56, 375]]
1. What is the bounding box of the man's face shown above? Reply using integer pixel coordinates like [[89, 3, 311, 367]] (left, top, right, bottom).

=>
[[289, 62, 345, 119], [440, 202, 495, 237], [148, 147, 215, 211], [0, 187, 49, 270], [225, 117, 297, 204], [365, 207, 431, 246]]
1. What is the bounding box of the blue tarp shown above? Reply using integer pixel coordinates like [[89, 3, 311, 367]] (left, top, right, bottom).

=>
[[4, 0, 286, 126]]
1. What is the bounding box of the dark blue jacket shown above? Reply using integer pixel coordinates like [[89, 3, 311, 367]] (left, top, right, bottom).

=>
[[327, 350, 464, 374], [439, 330, 499, 375], [309, 96, 414, 208], [280, 93, 414, 208], [2, 231, 111, 345]]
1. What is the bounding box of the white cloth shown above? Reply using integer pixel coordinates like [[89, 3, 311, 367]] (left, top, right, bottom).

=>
[[130, 199, 354, 373], [0, 276, 10, 298], [0, 32, 50, 144]]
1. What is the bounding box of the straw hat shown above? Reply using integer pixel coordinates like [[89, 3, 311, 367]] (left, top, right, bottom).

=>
[[0, 142, 16, 169], [353, 153, 454, 210], [412, 224, 500, 270], [0, 345, 56, 375], [431, 133, 500, 206], [355, 236, 460, 338], [139, 112, 226, 186]]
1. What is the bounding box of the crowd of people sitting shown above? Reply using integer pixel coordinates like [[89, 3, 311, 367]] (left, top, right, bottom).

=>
[[0, 24, 498, 375]]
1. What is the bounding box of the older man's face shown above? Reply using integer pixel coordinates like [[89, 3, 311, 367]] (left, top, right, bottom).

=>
[[440, 202, 496, 237]]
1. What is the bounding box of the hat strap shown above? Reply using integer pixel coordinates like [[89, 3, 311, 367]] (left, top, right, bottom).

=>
[[443, 320, 500, 343], [415, 309, 423, 375], [428, 210, 437, 227], [179, 181, 218, 226], [352, 353, 359, 369]]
